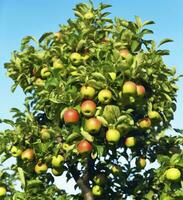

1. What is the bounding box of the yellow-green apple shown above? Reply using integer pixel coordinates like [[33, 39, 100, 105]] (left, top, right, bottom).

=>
[[93, 174, 106, 185], [70, 52, 82, 65], [62, 143, 71, 152], [51, 155, 64, 168], [63, 108, 79, 124], [98, 89, 112, 104], [136, 84, 146, 97], [80, 85, 95, 99], [81, 100, 96, 117], [165, 168, 181, 181], [138, 117, 151, 129], [40, 67, 51, 78], [85, 118, 102, 134], [106, 129, 121, 143], [11, 146, 22, 157], [92, 185, 103, 196], [40, 128, 51, 140], [21, 148, 34, 161], [53, 59, 64, 69], [51, 168, 63, 176], [122, 81, 137, 95], [136, 157, 146, 169], [77, 140, 93, 153], [35, 163, 48, 174], [0, 187, 6, 197], [84, 11, 94, 20], [34, 78, 45, 87], [54, 32, 62, 41], [148, 111, 161, 121], [125, 137, 136, 147]]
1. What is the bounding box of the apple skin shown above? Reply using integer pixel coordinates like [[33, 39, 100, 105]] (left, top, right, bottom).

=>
[[34, 78, 45, 87], [138, 117, 151, 129], [51, 155, 64, 168], [119, 49, 130, 58], [125, 137, 136, 147], [84, 11, 94, 20], [51, 168, 63, 176], [165, 168, 181, 181], [98, 89, 112, 104], [40, 128, 51, 140], [136, 157, 146, 169], [80, 86, 95, 99], [77, 140, 93, 153], [53, 59, 64, 69], [92, 185, 103, 196], [122, 81, 137, 95], [0, 187, 6, 197], [35, 163, 48, 174], [106, 129, 121, 143], [54, 32, 62, 41], [85, 118, 102, 134], [11, 146, 22, 157], [81, 100, 96, 117], [21, 148, 34, 161], [70, 53, 82, 65], [148, 111, 161, 121], [63, 108, 79, 124], [136, 84, 145, 97], [40, 67, 51, 79], [93, 174, 106, 186]]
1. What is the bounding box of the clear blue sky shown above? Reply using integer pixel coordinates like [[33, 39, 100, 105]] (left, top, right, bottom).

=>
[[0, 0, 183, 194]]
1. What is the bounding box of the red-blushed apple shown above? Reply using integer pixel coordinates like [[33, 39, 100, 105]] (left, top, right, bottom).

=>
[[119, 49, 130, 58], [106, 129, 121, 143], [138, 117, 151, 129], [136, 157, 146, 169], [122, 81, 137, 95], [81, 100, 96, 117], [51, 167, 64, 176], [0, 187, 6, 197], [80, 85, 95, 99], [85, 117, 102, 134], [148, 111, 161, 121], [70, 52, 82, 65], [51, 155, 64, 168], [77, 140, 93, 153], [136, 84, 146, 97], [98, 89, 112, 104], [35, 163, 48, 174], [125, 137, 136, 147], [165, 168, 181, 181], [63, 108, 79, 124], [21, 148, 34, 161], [92, 185, 103, 196]]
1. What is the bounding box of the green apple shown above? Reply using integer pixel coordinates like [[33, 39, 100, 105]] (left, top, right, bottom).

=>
[[98, 89, 112, 104], [136, 157, 146, 169], [136, 84, 146, 97], [80, 85, 95, 99], [81, 100, 96, 117], [53, 59, 64, 69], [138, 117, 151, 129], [51, 168, 63, 176], [70, 52, 82, 65], [92, 185, 103, 196], [165, 168, 181, 181], [122, 81, 137, 95], [85, 118, 102, 134], [34, 78, 45, 87], [35, 163, 48, 174], [106, 129, 121, 143], [93, 174, 106, 186], [125, 137, 136, 147], [77, 140, 93, 153], [84, 11, 94, 20], [40, 67, 51, 78], [10, 146, 22, 157], [40, 128, 51, 140], [54, 32, 62, 41], [63, 108, 80, 124], [21, 148, 34, 161], [148, 111, 161, 121], [109, 72, 116, 81], [51, 155, 64, 168], [0, 187, 6, 197]]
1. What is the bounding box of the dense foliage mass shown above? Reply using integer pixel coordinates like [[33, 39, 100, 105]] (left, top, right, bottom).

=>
[[0, 2, 182, 200]]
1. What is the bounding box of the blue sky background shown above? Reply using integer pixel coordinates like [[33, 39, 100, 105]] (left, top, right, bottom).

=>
[[0, 0, 183, 194]]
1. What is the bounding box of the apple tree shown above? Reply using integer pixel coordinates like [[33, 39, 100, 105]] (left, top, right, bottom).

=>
[[0, 1, 183, 200]]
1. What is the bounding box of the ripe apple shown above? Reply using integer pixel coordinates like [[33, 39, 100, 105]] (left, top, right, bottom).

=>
[[11, 146, 22, 157], [51, 155, 64, 168], [51, 168, 63, 176], [0, 187, 6, 197], [77, 140, 93, 153], [138, 117, 151, 129], [53, 59, 64, 69], [106, 129, 121, 143], [84, 11, 94, 20], [80, 85, 95, 99], [98, 89, 112, 104], [92, 185, 103, 196], [34, 78, 45, 87], [35, 163, 48, 174], [125, 137, 136, 147], [70, 52, 82, 65], [40, 67, 51, 78], [93, 174, 106, 186], [63, 108, 79, 124], [122, 81, 137, 95], [40, 128, 51, 140], [136, 84, 145, 97], [21, 148, 34, 161], [81, 100, 96, 117], [136, 157, 146, 169], [85, 118, 102, 134], [165, 168, 181, 181], [119, 49, 130, 58], [148, 111, 161, 121], [54, 32, 62, 41]]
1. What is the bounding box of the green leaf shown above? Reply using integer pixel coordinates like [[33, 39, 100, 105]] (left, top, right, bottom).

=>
[[103, 105, 120, 124], [143, 20, 155, 26], [135, 16, 142, 28], [99, 3, 112, 10], [158, 38, 173, 47], [18, 167, 26, 188]]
